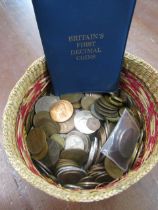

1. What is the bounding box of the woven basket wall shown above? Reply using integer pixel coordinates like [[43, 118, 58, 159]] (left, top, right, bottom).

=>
[[2, 52, 158, 202]]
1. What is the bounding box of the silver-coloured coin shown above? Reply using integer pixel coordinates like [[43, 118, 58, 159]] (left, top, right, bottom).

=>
[[59, 114, 75, 134], [65, 131, 85, 150], [35, 96, 59, 113], [90, 104, 104, 120], [74, 110, 97, 134], [65, 131, 90, 152], [85, 93, 102, 99], [118, 128, 136, 158], [64, 184, 83, 190], [84, 137, 98, 170], [86, 117, 101, 132]]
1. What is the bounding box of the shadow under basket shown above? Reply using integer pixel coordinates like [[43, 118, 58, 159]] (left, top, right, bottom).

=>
[[2, 53, 158, 202]]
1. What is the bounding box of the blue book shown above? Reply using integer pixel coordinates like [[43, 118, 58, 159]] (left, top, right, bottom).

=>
[[32, 0, 137, 95]]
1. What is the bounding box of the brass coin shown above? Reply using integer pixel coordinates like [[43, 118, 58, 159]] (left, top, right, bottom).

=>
[[72, 102, 81, 109], [109, 97, 123, 107], [105, 116, 120, 123], [60, 93, 83, 103], [81, 96, 97, 110], [26, 128, 47, 155], [111, 95, 126, 104], [95, 104, 119, 118], [50, 100, 73, 122], [104, 158, 124, 179], [100, 96, 117, 109], [60, 149, 88, 166], [25, 108, 35, 133], [33, 111, 51, 127], [50, 134, 65, 149], [32, 143, 48, 160], [39, 119, 60, 138], [59, 115, 75, 134]]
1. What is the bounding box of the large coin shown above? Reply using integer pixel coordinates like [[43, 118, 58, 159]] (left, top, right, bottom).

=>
[[33, 111, 51, 127], [74, 110, 97, 134], [64, 184, 83, 190], [81, 96, 98, 110], [35, 96, 59, 113], [60, 93, 83, 103], [50, 100, 73, 122], [26, 128, 47, 155], [60, 149, 88, 166], [104, 158, 124, 179], [86, 117, 101, 132], [77, 182, 99, 189], [59, 115, 75, 134]]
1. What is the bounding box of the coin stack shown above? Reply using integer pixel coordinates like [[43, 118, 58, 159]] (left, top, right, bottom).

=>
[[25, 90, 145, 189]]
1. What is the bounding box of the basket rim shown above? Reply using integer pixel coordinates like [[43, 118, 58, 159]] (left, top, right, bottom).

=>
[[2, 53, 158, 202]]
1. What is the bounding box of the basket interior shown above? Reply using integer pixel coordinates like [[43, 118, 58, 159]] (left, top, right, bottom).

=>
[[16, 68, 158, 189]]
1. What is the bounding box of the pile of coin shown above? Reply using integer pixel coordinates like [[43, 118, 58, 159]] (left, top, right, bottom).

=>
[[25, 90, 145, 189]]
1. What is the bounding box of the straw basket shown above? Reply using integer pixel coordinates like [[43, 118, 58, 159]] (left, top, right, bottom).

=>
[[2, 52, 158, 202]]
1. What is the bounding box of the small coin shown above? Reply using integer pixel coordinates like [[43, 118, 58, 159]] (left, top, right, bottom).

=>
[[81, 96, 98, 110], [35, 96, 59, 113], [104, 158, 124, 179], [39, 119, 60, 138], [26, 128, 47, 155], [60, 149, 88, 166], [90, 104, 104, 120], [109, 96, 123, 107], [105, 116, 120, 123], [33, 111, 51, 127], [57, 166, 86, 185], [74, 110, 97, 134], [86, 117, 101, 132], [111, 95, 126, 104], [50, 100, 73, 122], [32, 143, 48, 160], [50, 134, 65, 149], [59, 115, 75, 134], [60, 93, 83, 103]]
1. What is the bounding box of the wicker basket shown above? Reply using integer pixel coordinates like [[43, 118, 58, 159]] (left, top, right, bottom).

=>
[[2, 52, 158, 202]]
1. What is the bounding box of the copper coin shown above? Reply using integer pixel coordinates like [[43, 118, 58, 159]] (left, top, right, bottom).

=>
[[50, 100, 73, 122]]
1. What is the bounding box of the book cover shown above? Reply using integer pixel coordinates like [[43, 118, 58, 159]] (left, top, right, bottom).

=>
[[32, 0, 137, 95]]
